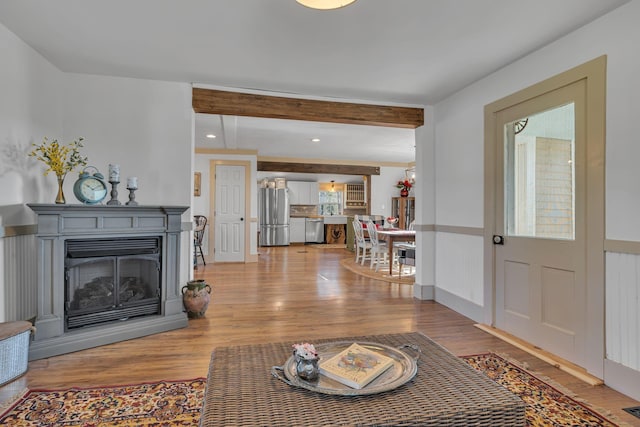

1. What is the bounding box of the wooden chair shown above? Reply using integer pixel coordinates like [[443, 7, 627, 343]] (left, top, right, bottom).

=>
[[352, 219, 372, 265], [367, 220, 389, 272], [194, 215, 207, 268]]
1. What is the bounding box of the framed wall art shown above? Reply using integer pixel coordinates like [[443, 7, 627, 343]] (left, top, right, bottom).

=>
[[194, 172, 201, 197]]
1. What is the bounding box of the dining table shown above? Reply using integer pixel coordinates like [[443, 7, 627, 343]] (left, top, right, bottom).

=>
[[376, 229, 416, 275]]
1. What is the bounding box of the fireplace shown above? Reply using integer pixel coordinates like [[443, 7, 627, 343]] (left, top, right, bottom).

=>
[[27, 204, 189, 360], [65, 237, 162, 329]]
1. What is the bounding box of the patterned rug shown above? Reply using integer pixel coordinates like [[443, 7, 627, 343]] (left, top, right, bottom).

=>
[[0, 355, 620, 426], [463, 353, 618, 426], [0, 379, 205, 426]]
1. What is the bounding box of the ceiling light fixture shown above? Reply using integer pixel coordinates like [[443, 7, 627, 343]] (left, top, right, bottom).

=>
[[296, 0, 357, 10], [206, 134, 216, 139], [311, 138, 321, 142]]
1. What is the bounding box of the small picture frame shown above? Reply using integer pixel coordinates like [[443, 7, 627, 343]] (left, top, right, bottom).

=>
[[194, 172, 201, 197]]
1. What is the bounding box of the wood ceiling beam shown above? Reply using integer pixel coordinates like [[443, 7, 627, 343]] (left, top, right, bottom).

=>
[[257, 161, 380, 176], [192, 88, 423, 129]]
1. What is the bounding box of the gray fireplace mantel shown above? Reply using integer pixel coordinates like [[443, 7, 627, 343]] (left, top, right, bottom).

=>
[[27, 203, 189, 360]]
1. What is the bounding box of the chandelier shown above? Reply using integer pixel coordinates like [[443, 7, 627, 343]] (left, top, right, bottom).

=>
[[296, 0, 357, 10]]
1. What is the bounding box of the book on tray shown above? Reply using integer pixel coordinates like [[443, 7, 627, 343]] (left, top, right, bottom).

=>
[[318, 343, 395, 389]]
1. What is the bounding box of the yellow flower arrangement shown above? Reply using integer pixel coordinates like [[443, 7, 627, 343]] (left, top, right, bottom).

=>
[[29, 137, 88, 178]]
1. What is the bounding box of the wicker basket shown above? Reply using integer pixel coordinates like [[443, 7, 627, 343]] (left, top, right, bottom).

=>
[[0, 321, 34, 386]]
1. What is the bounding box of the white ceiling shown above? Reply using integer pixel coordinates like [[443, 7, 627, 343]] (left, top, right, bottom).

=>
[[194, 114, 416, 163], [0, 0, 628, 164]]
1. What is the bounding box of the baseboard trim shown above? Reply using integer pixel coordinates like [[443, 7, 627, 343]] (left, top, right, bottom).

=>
[[434, 287, 483, 322], [604, 358, 640, 401], [412, 283, 434, 300], [474, 323, 603, 386]]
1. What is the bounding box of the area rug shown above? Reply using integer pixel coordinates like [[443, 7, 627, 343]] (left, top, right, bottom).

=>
[[0, 378, 205, 426], [340, 257, 415, 284], [0, 356, 622, 426], [463, 353, 620, 426], [308, 243, 347, 249]]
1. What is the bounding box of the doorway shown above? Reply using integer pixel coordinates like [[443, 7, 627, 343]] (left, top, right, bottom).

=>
[[484, 57, 606, 377], [210, 161, 250, 263], [194, 87, 423, 264]]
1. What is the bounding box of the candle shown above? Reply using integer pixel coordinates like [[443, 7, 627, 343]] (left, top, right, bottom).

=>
[[108, 164, 120, 182], [127, 176, 138, 189]]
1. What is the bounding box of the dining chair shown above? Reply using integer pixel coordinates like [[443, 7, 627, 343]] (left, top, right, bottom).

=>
[[396, 220, 416, 276], [352, 219, 372, 265], [193, 215, 207, 268], [398, 246, 416, 277], [366, 220, 389, 272]]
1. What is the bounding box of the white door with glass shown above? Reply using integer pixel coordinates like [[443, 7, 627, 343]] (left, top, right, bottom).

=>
[[214, 164, 245, 262], [494, 80, 587, 366]]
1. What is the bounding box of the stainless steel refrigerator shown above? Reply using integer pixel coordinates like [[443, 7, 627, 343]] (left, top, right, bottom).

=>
[[259, 187, 290, 246]]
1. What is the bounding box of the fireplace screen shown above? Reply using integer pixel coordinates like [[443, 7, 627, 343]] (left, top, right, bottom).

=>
[[65, 237, 161, 329]]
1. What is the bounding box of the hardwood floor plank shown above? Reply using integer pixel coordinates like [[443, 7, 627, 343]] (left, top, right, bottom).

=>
[[1, 246, 638, 424]]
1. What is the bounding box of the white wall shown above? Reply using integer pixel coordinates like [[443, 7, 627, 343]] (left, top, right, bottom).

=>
[[428, 0, 640, 398], [0, 22, 63, 211], [413, 111, 435, 299], [0, 21, 65, 322], [370, 166, 412, 217], [0, 23, 193, 210], [61, 73, 192, 206]]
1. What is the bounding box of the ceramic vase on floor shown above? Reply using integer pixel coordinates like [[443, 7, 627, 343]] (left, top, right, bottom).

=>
[[182, 279, 212, 318]]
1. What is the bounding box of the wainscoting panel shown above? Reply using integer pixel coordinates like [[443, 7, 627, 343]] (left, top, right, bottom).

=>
[[2, 233, 37, 322], [435, 233, 484, 308], [605, 252, 640, 371]]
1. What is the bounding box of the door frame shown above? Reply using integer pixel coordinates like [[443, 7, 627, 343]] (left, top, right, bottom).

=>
[[483, 56, 606, 377], [209, 159, 253, 263]]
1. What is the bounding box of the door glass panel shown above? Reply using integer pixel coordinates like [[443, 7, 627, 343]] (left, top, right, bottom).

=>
[[505, 103, 575, 240]]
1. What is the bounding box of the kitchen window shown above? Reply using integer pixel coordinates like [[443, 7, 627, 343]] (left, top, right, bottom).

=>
[[319, 191, 343, 215]]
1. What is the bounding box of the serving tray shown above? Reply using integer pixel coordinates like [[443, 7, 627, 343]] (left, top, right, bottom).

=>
[[272, 341, 418, 396]]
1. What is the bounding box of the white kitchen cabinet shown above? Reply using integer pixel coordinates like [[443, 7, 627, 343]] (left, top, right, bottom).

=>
[[287, 181, 319, 205], [287, 182, 303, 205], [290, 217, 306, 243], [308, 182, 319, 204]]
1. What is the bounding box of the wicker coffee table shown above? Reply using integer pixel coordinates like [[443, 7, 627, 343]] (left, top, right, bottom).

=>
[[199, 332, 525, 426]]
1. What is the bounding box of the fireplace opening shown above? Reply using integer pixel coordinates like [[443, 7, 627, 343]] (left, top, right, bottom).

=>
[[65, 237, 162, 330]]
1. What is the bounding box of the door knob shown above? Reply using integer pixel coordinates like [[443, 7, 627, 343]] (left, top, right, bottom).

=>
[[240, 217, 244, 221], [493, 235, 504, 245]]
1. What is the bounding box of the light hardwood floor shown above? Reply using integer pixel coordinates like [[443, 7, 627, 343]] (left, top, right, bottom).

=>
[[2, 245, 639, 424]]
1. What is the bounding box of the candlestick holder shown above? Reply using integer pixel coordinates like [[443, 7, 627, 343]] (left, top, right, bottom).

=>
[[126, 187, 138, 206], [107, 180, 122, 205]]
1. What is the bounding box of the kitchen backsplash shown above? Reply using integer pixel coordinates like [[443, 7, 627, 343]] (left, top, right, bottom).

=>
[[290, 205, 318, 216]]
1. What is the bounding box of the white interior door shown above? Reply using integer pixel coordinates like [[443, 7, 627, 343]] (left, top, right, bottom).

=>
[[494, 80, 587, 366], [214, 164, 245, 262]]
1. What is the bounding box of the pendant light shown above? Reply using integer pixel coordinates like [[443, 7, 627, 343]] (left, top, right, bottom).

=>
[[296, 0, 357, 10]]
